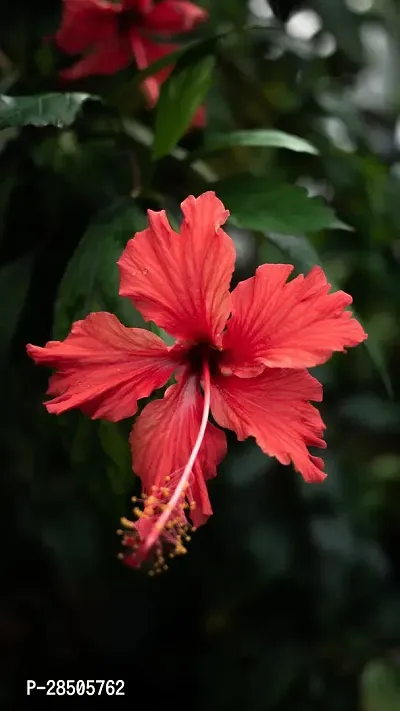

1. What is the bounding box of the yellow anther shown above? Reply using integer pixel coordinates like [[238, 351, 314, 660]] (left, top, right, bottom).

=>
[[133, 507, 143, 518], [120, 517, 134, 530], [175, 544, 187, 556]]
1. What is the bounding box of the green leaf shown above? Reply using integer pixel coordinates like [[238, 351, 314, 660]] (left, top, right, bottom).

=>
[[0, 252, 34, 360], [66, 416, 132, 515], [131, 31, 225, 88], [0, 93, 99, 130], [266, 232, 322, 269], [53, 198, 147, 340], [153, 52, 215, 160], [133, 44, 191, 86], [111, 36, 214, 106], [214, 175, 350, 234], [265, 231, 392, 398], [98, 421, 132, 496], [361, 660, 400, 711], [200, 129, 318, 156]]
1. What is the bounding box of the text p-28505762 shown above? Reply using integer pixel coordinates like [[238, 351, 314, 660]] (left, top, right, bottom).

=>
[[26, 680, 125, 696]]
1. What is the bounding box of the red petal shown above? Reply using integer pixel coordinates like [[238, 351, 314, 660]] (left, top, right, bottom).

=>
[[55, 0, 120, 55], [129, 33, 177, 104], [60, 36, 132, 80], [210, 368, 327, 483], [145, 0, 208, 34], [118, 192, 235, 344], [221, 264, 367, 376], [191, 105, 207, 129], [26, 312, 176, 421], [130, 30, 206, 108], [130, 373, 227, 526]]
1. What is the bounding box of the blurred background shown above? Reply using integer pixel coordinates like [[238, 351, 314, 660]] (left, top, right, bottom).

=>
[[1, 0, 400, 708]]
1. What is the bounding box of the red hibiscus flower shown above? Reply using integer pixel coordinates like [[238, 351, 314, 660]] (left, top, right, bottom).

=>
[[54, 0, 208, 106], [27, 192, 367, 572]]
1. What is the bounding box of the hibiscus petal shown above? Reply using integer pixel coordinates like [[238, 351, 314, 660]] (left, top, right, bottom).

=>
[[26, 312, 177, 421], [221, 264, 367, 375], [60, 36, 132, 80], [210, 368, 327, 483], [129, 32, 177, 104], [129, 33, 207, 112], [55, 0, 120, 55], [191, 105, 207, 129], [130, 372, 227, 526], [145, 0, 208, 34], [118, 192, 236, 344]]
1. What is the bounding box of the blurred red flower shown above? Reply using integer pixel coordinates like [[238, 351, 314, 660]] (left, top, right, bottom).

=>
[[55, 0, 208, 106], [27, 192, 367, 571]]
